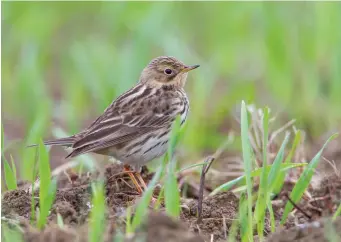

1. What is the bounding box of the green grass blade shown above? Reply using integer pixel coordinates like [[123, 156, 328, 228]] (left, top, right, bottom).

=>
[[280, 133, 338, 224], [164, 116, 181, 218], [10, 155, 17, 182], [165, 158, 180, 218], [254, 107, 269, 239], [125, 206, 133, 235], [210, 163, 306, 196], [324, 219, 339, 242], [1, 125, 4, 153], [131, 159, 165, 232], [268, 132, 290, 193], [37, 140, 57, 229], [38, 139, 51, 191], [37, 178, 57, 229], [38, 139, 51, 226], [57, 213, 64, 229], [332, 203, 341, 221], [240, 101, 254, 241], [89, 181, 106, 242], [153, 186, 165, 210], [2, 224, 23, 242], [3, 157, 17, 190], [273, 130, 302, 194], [22, 112, 48, 181], [113, 231, 125, 242], [267, 200, 276, 233], [30, 148, 39, 224]]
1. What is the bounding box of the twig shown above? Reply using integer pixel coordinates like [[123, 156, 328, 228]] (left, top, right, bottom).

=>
[[269, 119, 296, 144], [284, 194, 311, 220], [197, 157, 215, 223]]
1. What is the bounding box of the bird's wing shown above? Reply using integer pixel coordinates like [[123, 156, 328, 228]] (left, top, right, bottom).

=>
[[66, 85, 182, 158]]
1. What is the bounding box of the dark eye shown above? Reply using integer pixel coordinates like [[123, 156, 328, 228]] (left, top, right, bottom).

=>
[[164, 69, 173, 75]]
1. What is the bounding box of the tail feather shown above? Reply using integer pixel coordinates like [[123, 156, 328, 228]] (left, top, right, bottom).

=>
[[27, 136, 75, 148]]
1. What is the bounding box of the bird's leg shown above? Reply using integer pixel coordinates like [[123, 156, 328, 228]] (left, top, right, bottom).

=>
[[135, 169, 160, 206], [123, 165, 143, 194], [135, 172, 148, 191]]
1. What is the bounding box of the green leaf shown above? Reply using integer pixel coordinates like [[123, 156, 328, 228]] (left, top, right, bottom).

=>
[[125, 206, 133, 235], [268, 132, 290, 192], [240, 101, 254, 242], [254, 107, 269, 239], [10, 155, 17, 182], [22, 112, 48, 181], [332, 203, 341, 221], [165, 158, 180, 218], [89, 182, 106, 242], [37, 140, 56, 229], [164, 115, 181, 218], [210, 163, 306, 196], [273, 130, 301, 194], [1, 125, 4, 153], [57, 213, 64, 229], [3, 157, 17, 190], [2, 224, 23, 242], [131, 157, 165, 232], [267, 200, 276, 233], [281, 133, 338, 224], [37, 178, 57, 229]]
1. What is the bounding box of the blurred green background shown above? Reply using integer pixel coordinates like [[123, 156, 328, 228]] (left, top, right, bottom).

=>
[[2, 2, 341, 180]]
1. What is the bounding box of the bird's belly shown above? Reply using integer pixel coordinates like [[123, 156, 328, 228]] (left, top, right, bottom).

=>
[[101, 132, 170, 170]]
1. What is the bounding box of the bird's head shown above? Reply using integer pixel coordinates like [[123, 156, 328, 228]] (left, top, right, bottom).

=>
[[139, 56, 199, 88]]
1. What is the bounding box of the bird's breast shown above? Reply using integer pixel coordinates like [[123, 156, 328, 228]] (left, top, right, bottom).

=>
[[179, 92, 189, 126]]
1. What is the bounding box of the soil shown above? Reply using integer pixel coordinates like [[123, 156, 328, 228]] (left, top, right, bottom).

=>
[[1, 162, 341, 242]]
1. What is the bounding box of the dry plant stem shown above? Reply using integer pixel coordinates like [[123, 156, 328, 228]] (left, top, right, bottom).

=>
[[285, 194, 312, 220], [197, 157, 215, 224], [269, 119, 296, 144]]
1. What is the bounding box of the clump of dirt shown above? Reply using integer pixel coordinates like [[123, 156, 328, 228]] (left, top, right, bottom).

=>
[[49, 201, 78, 224], [53, 186, 92, 224], [129, 212, 205, 242], [2, 161, 341, 242], [310, 173, 341, 217], [270, 173, 341, 230], [7, 212, 204, 242], [266, 216, 341, 242], [181, 191, 239, 241], [2, 189, 33, 219], [22, 224, 78, 242]]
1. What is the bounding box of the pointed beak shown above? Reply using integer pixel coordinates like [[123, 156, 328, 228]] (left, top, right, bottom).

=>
[[182, 64, 200, 73]]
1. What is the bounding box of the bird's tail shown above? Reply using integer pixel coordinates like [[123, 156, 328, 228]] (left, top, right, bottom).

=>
[[27, 136, 75, 148]]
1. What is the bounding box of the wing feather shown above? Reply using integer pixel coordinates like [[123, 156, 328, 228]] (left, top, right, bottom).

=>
[[67, 86, 183, 158]]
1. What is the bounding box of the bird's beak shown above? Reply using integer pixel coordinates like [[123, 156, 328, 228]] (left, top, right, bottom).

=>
[[182, 64, 200, 73]]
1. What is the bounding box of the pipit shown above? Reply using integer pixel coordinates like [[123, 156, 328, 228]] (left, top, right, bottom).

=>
[[39, 56, 199, 193]]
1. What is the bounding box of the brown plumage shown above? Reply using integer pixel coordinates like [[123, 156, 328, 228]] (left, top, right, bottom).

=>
[[40, 56, 199, 192]]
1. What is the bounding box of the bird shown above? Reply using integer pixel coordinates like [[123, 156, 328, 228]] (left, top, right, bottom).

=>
[[36, 56, 199, 194]]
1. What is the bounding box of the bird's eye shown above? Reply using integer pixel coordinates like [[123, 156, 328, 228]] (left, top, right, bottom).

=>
[[164, 69, 173, 75]]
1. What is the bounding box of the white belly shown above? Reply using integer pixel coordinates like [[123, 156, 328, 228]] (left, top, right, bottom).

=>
[[109, 131, 170, 171]]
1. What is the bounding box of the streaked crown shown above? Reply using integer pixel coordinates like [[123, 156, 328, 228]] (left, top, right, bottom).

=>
[[139, 56, 199, 88]]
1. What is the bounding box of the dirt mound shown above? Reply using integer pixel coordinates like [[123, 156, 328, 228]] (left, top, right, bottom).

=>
[[129, 212, 205, 242], [2, 162, 341, 242], [266, 217, 341, 242], [181, 192, 239, 241], [2, 189, 33, 219]]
